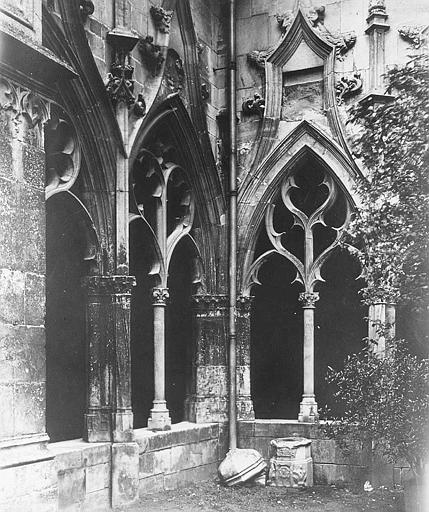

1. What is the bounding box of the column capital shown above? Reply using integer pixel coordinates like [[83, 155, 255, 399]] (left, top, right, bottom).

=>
[[192, 294, 228, 315], [298, 291, 319, 309], [152, 287, 169, 306], [82, 275, 136, 295]]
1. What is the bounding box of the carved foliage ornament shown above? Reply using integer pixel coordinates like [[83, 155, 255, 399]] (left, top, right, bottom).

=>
[[150, 5, 173, 34], [152, 287, 170, 305], [0, 78, 50, 141], [336, 72, 363, 105], [105, 57, 136, 107]]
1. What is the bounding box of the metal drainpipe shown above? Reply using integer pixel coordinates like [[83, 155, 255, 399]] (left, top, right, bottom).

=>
[[228, 0, 237, 451]]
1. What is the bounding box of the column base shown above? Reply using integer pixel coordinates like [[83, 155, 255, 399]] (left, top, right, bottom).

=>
[[84, 409, 112, 442], [147, 401, 171, 431], [112, 410, 134, 442], [298, 395, 318, 423]]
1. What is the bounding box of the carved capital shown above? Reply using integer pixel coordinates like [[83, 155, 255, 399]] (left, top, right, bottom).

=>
[[336, 73, 363, 105], [236, 296, 254, 314], [150, 5, 173, 34], [152, 287, 170, 306], [298, 292, 319, 308], [192, 294, 228, 314], [0, 77, 50, 143], [242, 93, 265, 117], [82, 275, 136, 296]]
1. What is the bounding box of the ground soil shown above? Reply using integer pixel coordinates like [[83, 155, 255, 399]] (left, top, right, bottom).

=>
[[126, 480, 405, 512]]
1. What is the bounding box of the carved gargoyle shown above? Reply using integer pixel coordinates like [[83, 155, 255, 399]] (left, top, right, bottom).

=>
[[276, 11, 294, 36], [150, 5, 173, 34], [79, 0, 94, 21], [398, 25, 428, 49], [335, 72, 363, 105], [307, 5, 356, 61], [138, 36, 165, 76], [242, 93, 265, 117], [247, 48, 272, 74]]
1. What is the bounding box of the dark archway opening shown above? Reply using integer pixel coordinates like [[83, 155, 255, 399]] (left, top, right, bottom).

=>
[[166, 239, 194, 423], [315, 249, 366, 416], [46, 193, 87, 442], [250, 156, 366, 419], [251, 253, 303, 418], [130, 219, 154, 429]]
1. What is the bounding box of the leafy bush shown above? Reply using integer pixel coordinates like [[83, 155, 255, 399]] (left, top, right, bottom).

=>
[[321, 338, 429, 479], [345, 54, 429, 311]]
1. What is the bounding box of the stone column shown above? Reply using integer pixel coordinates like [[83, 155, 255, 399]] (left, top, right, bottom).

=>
[[368, 301, 396, 355], [298, 292, 319, 422], [82, 275, 136, 442], [185, 295, 229, 423], [236, 296, 255, 420], [147, 287, 171, 430]]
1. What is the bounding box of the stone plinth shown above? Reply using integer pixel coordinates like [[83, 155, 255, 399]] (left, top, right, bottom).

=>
[[268, 437, 313, 488]]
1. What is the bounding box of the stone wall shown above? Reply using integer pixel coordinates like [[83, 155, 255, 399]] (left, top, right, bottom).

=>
[[238, 420, 412, 488], [0, 79, 49, 449], [0, 422, 228, 511]]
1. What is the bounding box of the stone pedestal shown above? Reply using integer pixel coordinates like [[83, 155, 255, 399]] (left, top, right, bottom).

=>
[[82, 275, 136, 443], [268, 437, 313, 488], [185, 295, 229, 423]]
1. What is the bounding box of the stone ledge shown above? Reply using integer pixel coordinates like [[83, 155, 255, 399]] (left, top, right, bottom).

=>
[[134, 422, 220, 453]]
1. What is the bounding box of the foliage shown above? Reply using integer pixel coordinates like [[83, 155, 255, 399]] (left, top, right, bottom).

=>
[[345, 54, 429, 310], [321, 338, 429, 479]]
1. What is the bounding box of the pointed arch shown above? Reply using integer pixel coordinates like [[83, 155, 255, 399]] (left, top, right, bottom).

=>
[[42, 1, 124, 274], [130, 94, 225, 292], [238, 120, 363, 294]]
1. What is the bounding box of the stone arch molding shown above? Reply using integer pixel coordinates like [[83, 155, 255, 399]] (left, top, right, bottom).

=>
[[238, 120, 363, 295], [250, 7, 357, 172], [130, 145, 202, 289]]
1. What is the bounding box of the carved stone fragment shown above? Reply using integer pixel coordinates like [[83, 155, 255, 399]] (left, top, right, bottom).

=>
[[268, 437, 313, 488], [150, 5, 173, 34], [242, 93, 265, 117], [336, 72, 363, 105], [138, 36, 165, 76]]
